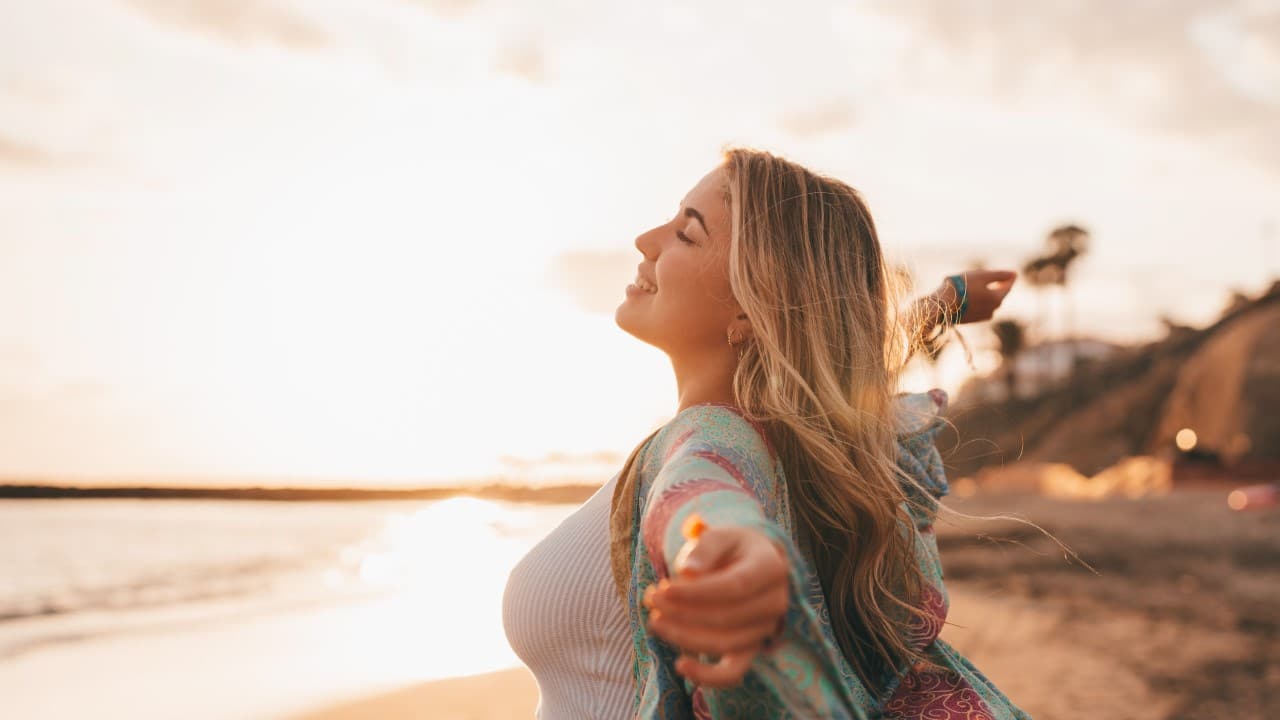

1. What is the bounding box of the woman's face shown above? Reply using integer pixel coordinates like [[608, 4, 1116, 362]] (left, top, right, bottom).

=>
[[615, 165, 741, 356]]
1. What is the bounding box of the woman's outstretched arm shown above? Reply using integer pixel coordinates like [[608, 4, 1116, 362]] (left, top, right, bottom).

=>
[[905, 270, 1017, 358], [636, 407, 871, 718]]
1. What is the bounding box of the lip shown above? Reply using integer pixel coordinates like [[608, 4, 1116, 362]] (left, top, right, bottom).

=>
[[626, 283, 654, 296], [636, 266, 658, 290]]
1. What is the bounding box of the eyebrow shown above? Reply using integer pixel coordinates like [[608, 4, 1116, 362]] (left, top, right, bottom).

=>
[[683, 207, 709, 236]]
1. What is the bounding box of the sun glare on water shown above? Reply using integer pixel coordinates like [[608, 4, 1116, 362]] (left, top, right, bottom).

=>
[[328, 497, 572, 679]]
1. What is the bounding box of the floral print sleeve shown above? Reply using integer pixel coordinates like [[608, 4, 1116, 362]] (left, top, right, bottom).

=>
[[619, 393, 1033, 719], [633, 403, 871, 719]]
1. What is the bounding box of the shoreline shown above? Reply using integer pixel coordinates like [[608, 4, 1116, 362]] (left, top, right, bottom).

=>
[[0, 483, 599, 504]]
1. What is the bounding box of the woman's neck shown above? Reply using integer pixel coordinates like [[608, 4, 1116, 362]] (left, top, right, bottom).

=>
[[670, 348, 739, 413]]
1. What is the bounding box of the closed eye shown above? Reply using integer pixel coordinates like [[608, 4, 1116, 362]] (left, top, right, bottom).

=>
[[676, 230, 695, 245]]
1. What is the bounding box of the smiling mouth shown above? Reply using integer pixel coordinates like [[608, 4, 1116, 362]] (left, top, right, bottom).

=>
[[632, 276, 657, 293]]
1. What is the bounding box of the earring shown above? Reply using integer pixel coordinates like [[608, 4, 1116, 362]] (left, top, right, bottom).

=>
[[728, 328, 746, 361]]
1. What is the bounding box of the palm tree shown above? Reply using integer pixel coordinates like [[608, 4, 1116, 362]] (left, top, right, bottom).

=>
[[1021, 224, 1090, 386], [1046, 225, 1089, 369], [992, 319, 1026, 401]]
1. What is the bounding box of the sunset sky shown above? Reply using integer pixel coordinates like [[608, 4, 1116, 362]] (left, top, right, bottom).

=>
[[2, 0, 1277, 485]]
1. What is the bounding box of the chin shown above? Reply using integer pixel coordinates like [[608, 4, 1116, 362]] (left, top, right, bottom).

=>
[[614, 306, 650, 344]]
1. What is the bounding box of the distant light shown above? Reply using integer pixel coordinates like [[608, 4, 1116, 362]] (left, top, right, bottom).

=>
[[1175, 428, 1198, 452], [1228, 484, 1280, 511], [1227, 490, 1248, 511]]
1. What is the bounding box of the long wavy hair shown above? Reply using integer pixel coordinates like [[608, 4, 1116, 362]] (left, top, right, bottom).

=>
[[614, 147, 934, 697], [720, 147, 932, 694]]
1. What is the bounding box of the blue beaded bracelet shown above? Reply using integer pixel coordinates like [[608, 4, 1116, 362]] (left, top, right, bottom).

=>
[[944, 274, 968, 325]]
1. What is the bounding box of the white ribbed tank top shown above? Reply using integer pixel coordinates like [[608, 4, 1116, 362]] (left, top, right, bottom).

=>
[[502, 472, 633, 719]]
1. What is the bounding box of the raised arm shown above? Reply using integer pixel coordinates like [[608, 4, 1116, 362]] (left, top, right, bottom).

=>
[[905, 270, 1017, 360]]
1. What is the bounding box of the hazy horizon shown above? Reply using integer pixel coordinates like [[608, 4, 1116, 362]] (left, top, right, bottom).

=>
[[0, 474, 603, 490], [0, 466, 616, 490]]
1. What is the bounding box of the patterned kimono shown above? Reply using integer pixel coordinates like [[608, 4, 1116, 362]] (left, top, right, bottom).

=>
[[608, 390, 1032, 719]]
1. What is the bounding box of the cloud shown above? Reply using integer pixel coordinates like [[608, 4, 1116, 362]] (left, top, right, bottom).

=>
[[548, 248, 634, 314], [0, 71, 62, 107], [0, 126, 105, 172], [0, 343, 44, 376], [0, 134, 60, 169], [869, 0, 1280, 169], [493, 39, 550, 83], [403, 0, 483, 18], [122, 0, 332, 51], [777, 99, 859, 139], [498, 449, 624, 471]]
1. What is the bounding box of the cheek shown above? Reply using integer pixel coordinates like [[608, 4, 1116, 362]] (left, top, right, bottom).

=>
[[690, 263, 735, 309], [655, 252, 735, 320], [660, 269, 711, 310], [660, 276, 735, 330], [663, 255, 728, 297]]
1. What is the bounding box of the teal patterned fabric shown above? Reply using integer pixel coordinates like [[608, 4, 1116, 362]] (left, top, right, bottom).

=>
[[619, 390, 1032, 719]]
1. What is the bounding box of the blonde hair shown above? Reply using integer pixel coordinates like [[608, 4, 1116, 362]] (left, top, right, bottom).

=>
[[718, 147, 929, 693]]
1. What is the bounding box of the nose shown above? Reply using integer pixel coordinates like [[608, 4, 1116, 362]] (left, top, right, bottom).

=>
[[634, 225, 660, 260]]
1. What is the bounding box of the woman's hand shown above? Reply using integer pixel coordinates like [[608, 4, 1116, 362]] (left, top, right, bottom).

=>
[[643, 525, 789, 689], [937, 269, 1017, 324]]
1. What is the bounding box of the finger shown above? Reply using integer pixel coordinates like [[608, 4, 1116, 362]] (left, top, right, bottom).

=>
[[651, 587, 788, 628], [663, 547, 787, 604], [673, 527, 739, 577], [971, 269, 1017, 283], [649, 612, 779, 656], [986, 278, 1016, 294], [675, 650, 757, 689]]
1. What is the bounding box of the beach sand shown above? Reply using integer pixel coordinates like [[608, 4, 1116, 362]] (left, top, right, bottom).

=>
[[289, 487, 1279, 720], [291, 667, 538, 720], [934, 488, 1280, 719]]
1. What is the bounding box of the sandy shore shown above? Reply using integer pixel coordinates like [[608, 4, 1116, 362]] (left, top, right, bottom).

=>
[[282, 587, 1204, 720], [291, 667, 539, 720], [935, 488, 1279, 719], [289, 488, 1278, 720], [0, 587, 528, 720]]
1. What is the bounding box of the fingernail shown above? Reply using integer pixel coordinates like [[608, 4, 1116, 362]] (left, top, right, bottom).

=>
[[681, 513, 707, 540], [643, 585, 656, 608]]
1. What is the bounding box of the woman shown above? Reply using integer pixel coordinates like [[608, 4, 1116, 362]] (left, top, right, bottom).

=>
[[503, 148, 1025, 718]]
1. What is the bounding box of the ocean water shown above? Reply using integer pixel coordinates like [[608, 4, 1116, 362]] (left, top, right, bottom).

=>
[[0, 496, 581, 719]]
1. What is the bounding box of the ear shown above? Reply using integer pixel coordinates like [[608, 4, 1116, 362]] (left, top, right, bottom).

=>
[[729, 313, 753, 343]]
